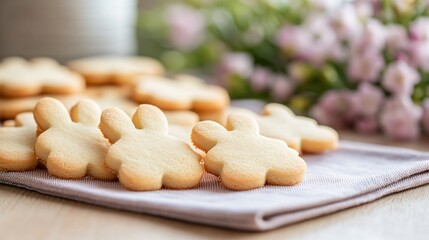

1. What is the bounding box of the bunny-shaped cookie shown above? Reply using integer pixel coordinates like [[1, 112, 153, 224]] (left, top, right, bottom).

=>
[[191, 114, 307, 190], [0, 112, 38, 171], [99, 104, 204, 191], [34, 97, 115, 180], [257, 104, 338, 153]]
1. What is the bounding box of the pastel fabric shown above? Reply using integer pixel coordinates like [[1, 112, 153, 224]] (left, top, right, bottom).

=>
[[1, 141, 428, 231]]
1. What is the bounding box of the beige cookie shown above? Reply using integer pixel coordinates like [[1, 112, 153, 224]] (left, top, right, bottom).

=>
[[198, 107, 254, 126], [191, 114, 306, 190], [84, 86, 138, 116], [68, 56, 164, 85], [164, 111, 199, 128], [100, 104, 203, 191], [0, 112, 38, 171], [132, 76, 229, 111], [34, 97, 115, 180], [0, 94, 85, 120], [0, 86, 137, 120], [255, 104, 338, 153], [0, 57, 84, 98]]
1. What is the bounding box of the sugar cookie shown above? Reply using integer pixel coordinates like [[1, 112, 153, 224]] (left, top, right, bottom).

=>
[[132, 76, 229, 111], [0, 86, 138, 120], [100, 105, 203, 191], [191, 114, 306, 190], [84, 86, 138, 116], [256, 104, 338, 153], [68, 56, 164, 85], [0, 112, 38, 171], [34, 98, 115, 180], [198, 107, 254, 126], [0, 94, 85, 120], [0, 57, 84, 98]]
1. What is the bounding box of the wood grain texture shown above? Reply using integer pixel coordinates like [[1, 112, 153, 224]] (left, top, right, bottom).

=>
[[0, 131, 428, 240]]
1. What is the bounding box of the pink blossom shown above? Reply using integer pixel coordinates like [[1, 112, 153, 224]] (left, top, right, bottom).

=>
[[385, 24, 408, 52], [270, 74, 295, 102], [409, 17, 429, 42], [310, 90, 357, 128], [347, 49, 385, 83], [249, 66, 272, 93], [310, 106, 347, 129], [355, 116, 379, 134], [408, 41, 429, 71], [352, 19, 386, 52], [329, 4, 362, 40], [329, 43, 349, 62], [309, 0, 343, 12], [380, 96, 422, 140], [218, 52, 253, 78], [276, 25, 309, 57], [423, 99, 429, 134], [354, 0, 374, 20], [382, 60, 420, 95], [300, 14, 338, 65], [165, 4, 206, 51], [354, 83, 384, 117]]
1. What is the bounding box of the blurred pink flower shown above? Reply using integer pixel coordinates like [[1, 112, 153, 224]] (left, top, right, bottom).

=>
[[423, 99, 429, 134], [354, 0, 375, 20], [409, 17, 429, 42], [270, 74, 295, 102], [380, 96, 422, 140], [408, 41, 429, 71], [310, 106, 346, 129], [329, 43, 348, 62], [276, 25, 309, 56], [300, 14, 337, 65], [352, 19, 386, 52], [309, 0, 343, 12], [218, 52, 253, 77], [382, 60, 420, 95], [385, 24, 408, 52], [348, 49, 385, 82], [165, 4, 206, 51], [330, 4, 362, 40], [355, 116, 379, 134], [249, 66, 272, 93], [311, 90, 357, 128], [354, 83, 384, 117]]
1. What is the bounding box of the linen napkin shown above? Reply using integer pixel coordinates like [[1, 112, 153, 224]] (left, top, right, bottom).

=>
[[1, 141, 428, 231]]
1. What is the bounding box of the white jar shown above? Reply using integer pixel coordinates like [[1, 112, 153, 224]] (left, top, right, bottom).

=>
[[0, 0, 137, 62]]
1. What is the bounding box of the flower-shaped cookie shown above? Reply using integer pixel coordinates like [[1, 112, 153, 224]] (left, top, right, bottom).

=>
[[68, 56, 164, 85], [132, 76, 229, 111], [0, 112, 38, 171], [100, 104, 204, 191], [256, 104, 338, 153], [0, 57, 84, 98], [34, 98, 115, 180], [191, 114, 307, 190]]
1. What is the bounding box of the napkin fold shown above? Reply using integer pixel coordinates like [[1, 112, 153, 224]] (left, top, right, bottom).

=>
[[1, 141, 428, 231]]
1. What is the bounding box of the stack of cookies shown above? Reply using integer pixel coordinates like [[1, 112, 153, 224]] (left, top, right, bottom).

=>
[[0, 56, 339, 191]]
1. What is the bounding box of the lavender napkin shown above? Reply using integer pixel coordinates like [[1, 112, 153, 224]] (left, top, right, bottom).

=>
[[1, 141, 428, 231]]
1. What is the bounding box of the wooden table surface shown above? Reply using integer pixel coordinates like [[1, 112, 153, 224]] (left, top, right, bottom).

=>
[[1, 131, 428, 240]]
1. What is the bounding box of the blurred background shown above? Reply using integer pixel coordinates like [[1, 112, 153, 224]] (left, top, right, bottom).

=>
[[1, 0, 429, 141]]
